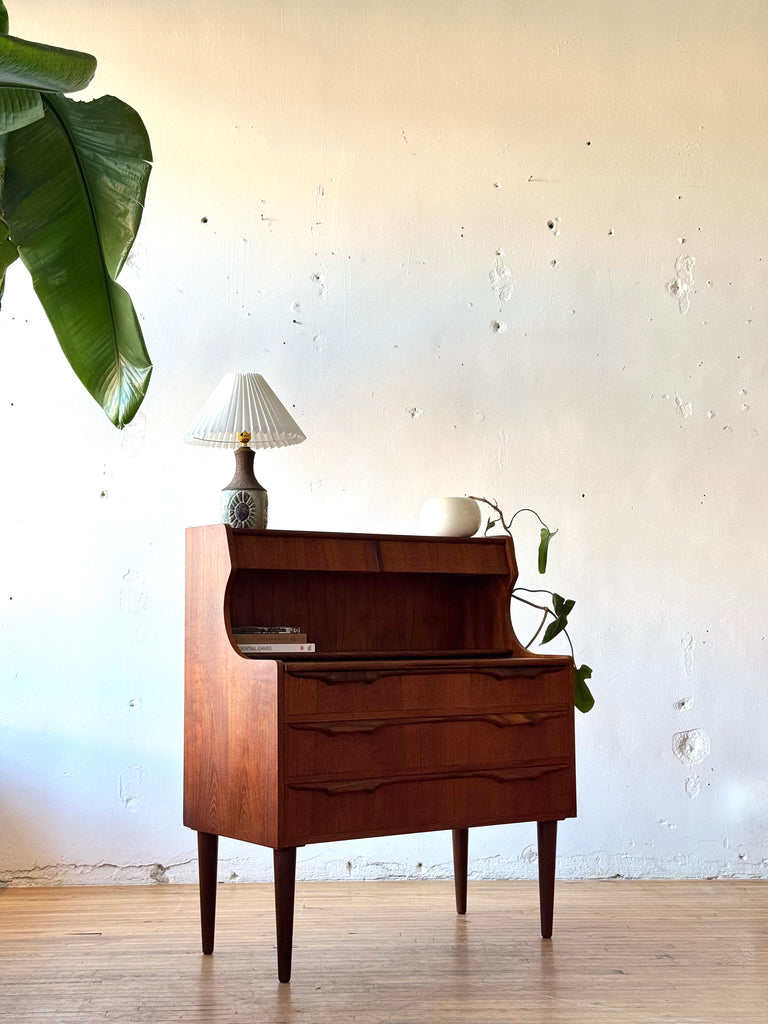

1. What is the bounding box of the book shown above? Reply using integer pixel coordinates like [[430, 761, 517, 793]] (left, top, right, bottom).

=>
[[233, 632, 307, 644], [238, 642, 315, 653]]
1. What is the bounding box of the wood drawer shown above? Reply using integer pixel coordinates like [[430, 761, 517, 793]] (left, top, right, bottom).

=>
[[377, 538, 509, 574], [229, 532, 379, 572], [283, 664, 572, 717], [282, 762, 576, 844], [284, 709, 573, 780]]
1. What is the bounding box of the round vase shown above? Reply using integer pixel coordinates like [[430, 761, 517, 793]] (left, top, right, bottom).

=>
[[419, 497, 481, 538]]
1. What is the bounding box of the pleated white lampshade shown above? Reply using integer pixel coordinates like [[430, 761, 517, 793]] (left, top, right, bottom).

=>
[[184, 372, 306, 530], [184, 372, 306, 449]]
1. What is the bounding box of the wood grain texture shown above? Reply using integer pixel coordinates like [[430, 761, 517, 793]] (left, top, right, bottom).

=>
[[1, 881, 766, 1024], [229, 571, 520, 655], [376, 536, 511, 574], [285, 709, 571, 779], [452, 828, 468, 914], [282, 663, 572, 716], [184, 526, 281, 847], [283, 765, 575, 845], [184, 526, 577, 970], [197, 831, 218, 954]]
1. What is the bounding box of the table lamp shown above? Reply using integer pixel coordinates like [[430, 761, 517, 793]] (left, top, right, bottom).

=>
[[184, 372, 306, 529]]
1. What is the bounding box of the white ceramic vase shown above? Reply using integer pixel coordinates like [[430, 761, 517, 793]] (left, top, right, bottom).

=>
[[419, 497, 481, 538]]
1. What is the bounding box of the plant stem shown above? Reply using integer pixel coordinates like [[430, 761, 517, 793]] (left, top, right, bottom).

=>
[[469, 496, 551, 535], [526, 609, 550, 648], [514, 586, 556, 600], [561, 626, 576, 660], [511, 588, 556, 648]]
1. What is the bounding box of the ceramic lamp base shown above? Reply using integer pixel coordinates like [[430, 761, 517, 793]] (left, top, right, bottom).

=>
[[221, 487, 267, 529], [221, 440, 268, 529]]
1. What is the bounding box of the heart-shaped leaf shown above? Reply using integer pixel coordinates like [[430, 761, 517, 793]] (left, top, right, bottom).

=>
[[541, 593, 575, 645], [552, 593, 575, 618], [574, 664, 594, 713]]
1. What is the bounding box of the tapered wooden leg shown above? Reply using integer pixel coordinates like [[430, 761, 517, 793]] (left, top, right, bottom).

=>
[[197, 831, 218, 955], [273, 847, 297, 983], [537, 820, 558, 938], [452, 828, 468, 915]]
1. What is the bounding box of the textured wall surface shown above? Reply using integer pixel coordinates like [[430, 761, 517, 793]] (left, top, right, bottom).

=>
[[1, 0, 767, 885]]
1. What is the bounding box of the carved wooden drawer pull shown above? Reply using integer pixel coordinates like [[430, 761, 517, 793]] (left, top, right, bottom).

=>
[[288, 762, 567, 796], [289, 710, 567, 737], [288, 663, 559, 687]]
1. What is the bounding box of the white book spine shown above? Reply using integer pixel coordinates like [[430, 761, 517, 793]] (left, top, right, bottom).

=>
[[238, 642, 315, 653]]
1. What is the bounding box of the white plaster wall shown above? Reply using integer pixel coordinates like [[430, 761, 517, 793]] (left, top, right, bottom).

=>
[[1, 0, 767, 885]]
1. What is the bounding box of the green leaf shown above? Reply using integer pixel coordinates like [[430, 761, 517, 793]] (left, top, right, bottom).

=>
[[552, 593, 574, 618], [541, 593, 575, 645], [0, 85, 43, 133], [0, 135, 13, 301], [0, 215, 18, 304], [574, 664, 594, 713], [537, 526, 557, 573], [46, 94, 152, 278], [0, 32, 95, 93], [541, 616, 566, 645], [0, 3, 8, 36], [483, 516, 498, 535], [1, 93, 153, 427]]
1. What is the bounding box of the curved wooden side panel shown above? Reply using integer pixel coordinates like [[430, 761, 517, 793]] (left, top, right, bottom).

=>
[[184, 525, 280, 847]]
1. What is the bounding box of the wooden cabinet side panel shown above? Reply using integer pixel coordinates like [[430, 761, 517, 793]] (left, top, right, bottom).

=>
[[184, 526, 280, 847]]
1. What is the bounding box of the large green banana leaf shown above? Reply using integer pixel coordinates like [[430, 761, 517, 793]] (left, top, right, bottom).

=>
[[0, 17, 96, 131], [0, 219, 16, 300], [0, 32, 95, 92], [0, 229, 16, 300], [0, 132, 17, 301], [0, 0, 152, 428], [2, 93, 153, 427], [0, 87, 42, 133]]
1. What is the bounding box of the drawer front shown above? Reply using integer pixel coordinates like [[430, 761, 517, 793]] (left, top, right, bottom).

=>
[[230, 532, 379, 572], [377, 538, 509, 574], [284, 666, 572, 717], [284, 709, 573, 780], [282, 763, 576, 844]]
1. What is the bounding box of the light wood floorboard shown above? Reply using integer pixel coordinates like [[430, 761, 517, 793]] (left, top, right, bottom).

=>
[[0, 880, 765, 1023]]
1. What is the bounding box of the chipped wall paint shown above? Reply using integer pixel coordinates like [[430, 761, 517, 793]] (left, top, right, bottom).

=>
[[672, 729, 711, 767], [1, 0, 768, 886], [667, 254, 696, 314]]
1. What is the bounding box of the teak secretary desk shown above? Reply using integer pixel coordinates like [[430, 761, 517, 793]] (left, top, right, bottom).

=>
[[184, 525, 576, 981]]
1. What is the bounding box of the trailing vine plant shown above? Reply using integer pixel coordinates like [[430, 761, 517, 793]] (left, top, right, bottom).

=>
[[468, 496, 595, 713]]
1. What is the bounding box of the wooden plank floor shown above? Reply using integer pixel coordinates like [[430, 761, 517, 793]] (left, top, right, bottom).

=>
[[0, 880, 765, 1023]]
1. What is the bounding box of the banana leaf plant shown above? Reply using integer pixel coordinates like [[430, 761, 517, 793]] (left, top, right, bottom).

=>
[[0, 1, 152, 427]]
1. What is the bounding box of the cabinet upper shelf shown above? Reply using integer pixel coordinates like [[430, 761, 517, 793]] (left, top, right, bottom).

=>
[[186, 525, 533, 660]]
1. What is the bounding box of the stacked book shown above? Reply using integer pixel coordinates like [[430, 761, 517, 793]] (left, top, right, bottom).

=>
[[233, 626, 314, 654]]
